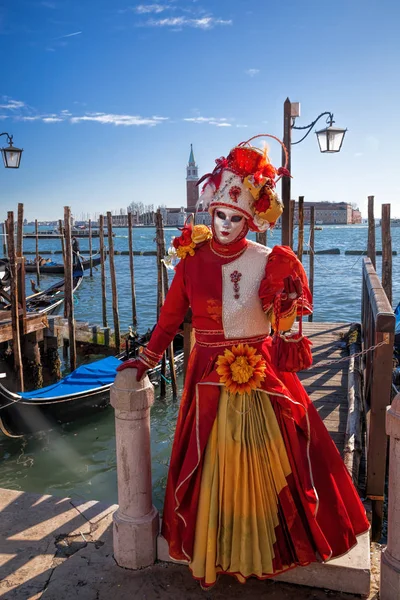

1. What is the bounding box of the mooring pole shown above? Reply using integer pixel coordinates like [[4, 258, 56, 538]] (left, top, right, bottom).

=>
[[127, 211, 137, 328], [155, 210, 167, 398], [16, 202, 23, 258], [308, 206, 315, 322], [367, 195, 376, 269], [289, 199, 295, 249], [381, 203, 392, 306], [64, 206, 77, 371], [107, 212, 121, 353], [35, 219, 40, 286], [2, 221, 7, 257], [297, 196, 304, 263], [89, 218, 93, 277], [7, 211, 24, 391], [157, 211, 177, 398], [99, 215, 108, 328]]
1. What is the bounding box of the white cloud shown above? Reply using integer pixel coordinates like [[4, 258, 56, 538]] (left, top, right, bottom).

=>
[[236, 124, 248, 128], [70, 112, 168, 126], [55, 31, 82, 39], [0, 99, 26, 110], [144, 16, 232, 29], [42, 117, 63, 122], [184, 116, 232, 127], [135, 4, 171, 13], [245, 69, 259, 77]]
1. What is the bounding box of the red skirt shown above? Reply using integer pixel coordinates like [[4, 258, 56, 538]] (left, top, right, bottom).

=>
[[161, 335, 369, 585]]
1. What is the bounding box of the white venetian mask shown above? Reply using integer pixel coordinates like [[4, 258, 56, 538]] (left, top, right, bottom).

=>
[[213, 208, 245, 245]]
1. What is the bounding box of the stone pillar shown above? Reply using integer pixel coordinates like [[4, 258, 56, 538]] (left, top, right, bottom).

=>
[[380, 393, 400, 599], [111, 369, 159, 569]]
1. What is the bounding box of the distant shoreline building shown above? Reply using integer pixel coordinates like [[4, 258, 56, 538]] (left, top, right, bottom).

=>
[[294, 201, 362, 225]]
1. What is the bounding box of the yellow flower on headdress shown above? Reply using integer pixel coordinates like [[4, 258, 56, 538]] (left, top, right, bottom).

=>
[[191, 224, 212, 244], [216, 344, 266, 395]]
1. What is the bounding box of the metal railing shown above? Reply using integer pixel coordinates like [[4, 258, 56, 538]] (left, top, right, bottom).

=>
[[361, 257, 395, 541]]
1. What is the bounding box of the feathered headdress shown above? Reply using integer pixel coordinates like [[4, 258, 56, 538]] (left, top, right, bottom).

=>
[[197, 134, 291, 232]]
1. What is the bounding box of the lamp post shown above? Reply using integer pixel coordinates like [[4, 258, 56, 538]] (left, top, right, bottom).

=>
[[0, 133, 23, 169], [281, 98, 347, 246]]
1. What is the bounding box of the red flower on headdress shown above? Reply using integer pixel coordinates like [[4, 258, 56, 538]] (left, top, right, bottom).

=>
[[255, 192, 271, 214], [277, 167, 292, 178], [172, 224, 193, 248]]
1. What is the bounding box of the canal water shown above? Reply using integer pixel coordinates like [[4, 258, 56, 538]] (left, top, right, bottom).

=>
[[0, 224, 399, 514]]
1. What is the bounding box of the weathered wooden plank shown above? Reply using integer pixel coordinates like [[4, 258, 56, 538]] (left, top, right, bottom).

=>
[[0, 314, 48, 344]]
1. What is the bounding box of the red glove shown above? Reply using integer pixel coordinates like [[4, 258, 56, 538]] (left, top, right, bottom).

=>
[[116, 359, 148, 382], [281, 275, 303, 312]]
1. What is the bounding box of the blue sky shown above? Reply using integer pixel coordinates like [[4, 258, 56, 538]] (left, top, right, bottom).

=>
[[1, 0, 400, 221]]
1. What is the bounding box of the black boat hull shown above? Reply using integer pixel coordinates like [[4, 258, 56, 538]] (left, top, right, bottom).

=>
[[0, 349, 184, 437], [25, 254, 101, 274]]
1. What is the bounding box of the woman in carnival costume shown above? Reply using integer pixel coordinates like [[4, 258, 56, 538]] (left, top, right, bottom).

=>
[[118, 135, 369, 588]]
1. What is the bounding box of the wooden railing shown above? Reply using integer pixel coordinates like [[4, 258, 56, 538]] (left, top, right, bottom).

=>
[[361, 257, 395, 540]]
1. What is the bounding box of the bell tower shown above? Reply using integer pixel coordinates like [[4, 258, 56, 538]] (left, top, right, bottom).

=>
[[186, 144, 199, 213]]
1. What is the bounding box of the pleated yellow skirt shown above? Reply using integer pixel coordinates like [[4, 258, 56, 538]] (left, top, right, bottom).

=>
[[190, 388, 292, 586]]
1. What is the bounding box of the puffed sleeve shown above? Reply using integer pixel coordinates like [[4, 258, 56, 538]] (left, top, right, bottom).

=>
[[140, 258, 190, 369], [259, 245, 313, 332]]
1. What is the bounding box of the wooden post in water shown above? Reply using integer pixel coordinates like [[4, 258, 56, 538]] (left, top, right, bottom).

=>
[[107, 212, 121, 353], [367, 195, 376, 269], [99, 215, 108, 328], [7, 211, 24, 391], [297, 196, 304, 263], [89, 218, 93, 277], [256, 231, 267, 246], [155, 210, 167, 397], [289, 199, 296, 249], [2, 221, 7, 257], [16, 202, 23, 258], [59, 219, 67, 318], [127, 211, 137, 328], [58, 219, 65, 263], [381, 203, 392, 306], [157, 211, 177, 398], [308, 206, 315, 322], [35, 219, 40, 286], [15, 204, 26, 335], [64, 206, 77, 371]]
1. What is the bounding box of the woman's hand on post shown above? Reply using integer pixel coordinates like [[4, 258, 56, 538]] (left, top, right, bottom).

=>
[[116, 358, 148, 382]]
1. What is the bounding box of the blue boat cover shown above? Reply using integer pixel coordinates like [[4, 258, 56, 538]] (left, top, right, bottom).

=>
[[396, 303, 400, 336], [20, 356, 122, 400]]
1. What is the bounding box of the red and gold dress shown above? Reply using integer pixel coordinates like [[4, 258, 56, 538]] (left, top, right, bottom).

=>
[[141, 235, 369, 588]]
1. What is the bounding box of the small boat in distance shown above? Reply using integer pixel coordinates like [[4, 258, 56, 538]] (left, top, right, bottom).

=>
[[23, 229, 115, 238], [0, 262, 84, 316], [24, 251, 103, 274]]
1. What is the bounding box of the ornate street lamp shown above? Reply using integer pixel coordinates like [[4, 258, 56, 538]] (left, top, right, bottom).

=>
[[281, 99, 347, 245], [292, 111, 347, 153], [0, 133, 23, 169]]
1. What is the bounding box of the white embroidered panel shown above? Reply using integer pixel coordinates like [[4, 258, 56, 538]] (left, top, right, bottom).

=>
[[222, 242, 272, 339]]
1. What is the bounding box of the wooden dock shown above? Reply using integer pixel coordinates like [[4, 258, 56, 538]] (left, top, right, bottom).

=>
[[299, 321, 349, 456]]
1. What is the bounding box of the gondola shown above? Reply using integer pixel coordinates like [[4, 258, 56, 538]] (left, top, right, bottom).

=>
[[24, 251, 102, 274], [0, 262, 84, 316], [0, 333, 184, 437]]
